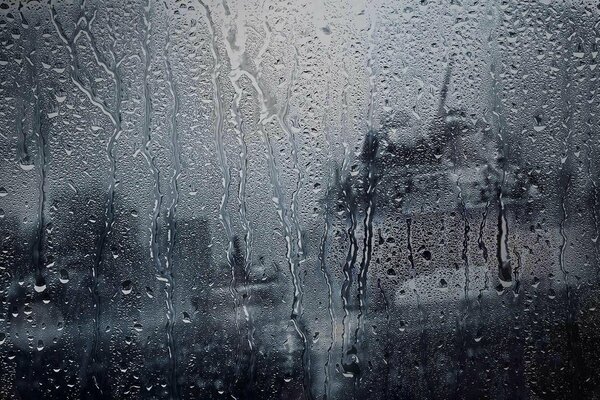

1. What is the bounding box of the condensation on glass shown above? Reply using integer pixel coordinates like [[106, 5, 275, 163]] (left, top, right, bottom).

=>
[[0, 0, 599, 399]]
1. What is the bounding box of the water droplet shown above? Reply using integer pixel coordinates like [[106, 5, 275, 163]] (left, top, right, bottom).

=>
[[34, 278, 47, 293], [121, 280, 133, 295], [19, 162, 34, 171], [59, 269, 69, 284], [439, 278, 448, 291], [182, 312, 191, 323]]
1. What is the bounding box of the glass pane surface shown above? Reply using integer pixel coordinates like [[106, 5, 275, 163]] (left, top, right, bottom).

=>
[[0, 0, 599, 399]]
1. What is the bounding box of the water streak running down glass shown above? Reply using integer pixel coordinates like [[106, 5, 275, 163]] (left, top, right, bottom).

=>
[[0, 0, 599, 399]]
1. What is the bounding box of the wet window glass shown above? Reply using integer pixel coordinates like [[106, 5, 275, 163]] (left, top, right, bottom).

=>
[[1, 0, 599, 399]]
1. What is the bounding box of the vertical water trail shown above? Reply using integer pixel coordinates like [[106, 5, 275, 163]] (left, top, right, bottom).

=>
[[317, 66, 336, 400], [15, 88, 31, 168], [585, 138, 600, 280], [232, 78, 257, 394], [496, 173, 511, 287], [366, 16, 376, 133], [96, 18, 122, 397], [355, 130, 378, 348], [220, 12, 257, 391], [278, 45, 306, 278], [406, 217, 432, 396], [490, 60, 511, 287], [405, 218, 422, 315], [163, 11, 180, 399], [78, 10, 118, 81], [31, 83, 46, 295], [407, 216, 430, 384], [487, 9, 522, 389], [487, 2, 510, 288], [89, 46, 119, 400], [340, 179, 358, 372], [254, 27, 312, 396], [51, 2, 122, 393], [197, 0, 243, 391], [355, 16, 378, 347], [259, 90, 313, 396], [456, 179, 471, 312], [141, 2, 180, 398], [478, 200, 490, 262], [583, 45, 600, 279], [377, 278, 390, 398], [50, 4, 117, 125], [263, 125, 312, 398], [141, 0, 162, 275], [337, 57, 354, 375], [276, 46, 314, 394], [20, 49, 46, 399], [21, 21, 41, 291], [476, 200, 490, 347], [583, 21, 600, 279], [557, 11, 574, 303], [219, 14, 310, 393], [15, 3, 29, 168], [218, 13, 313, 397], [455, 178, 471, 396], [557, 16, 584, 391], [512, 248, 521, 296], [317, 189, 334, 399], [340, 61, 350, 151]]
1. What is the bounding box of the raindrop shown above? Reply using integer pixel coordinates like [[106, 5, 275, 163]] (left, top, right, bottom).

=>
[[34, 277, 47, 293], [438, 278, 448, 291], [182, 312, 191, 323], [59, 269, 69, 284], [121, 280, 133, 295]]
